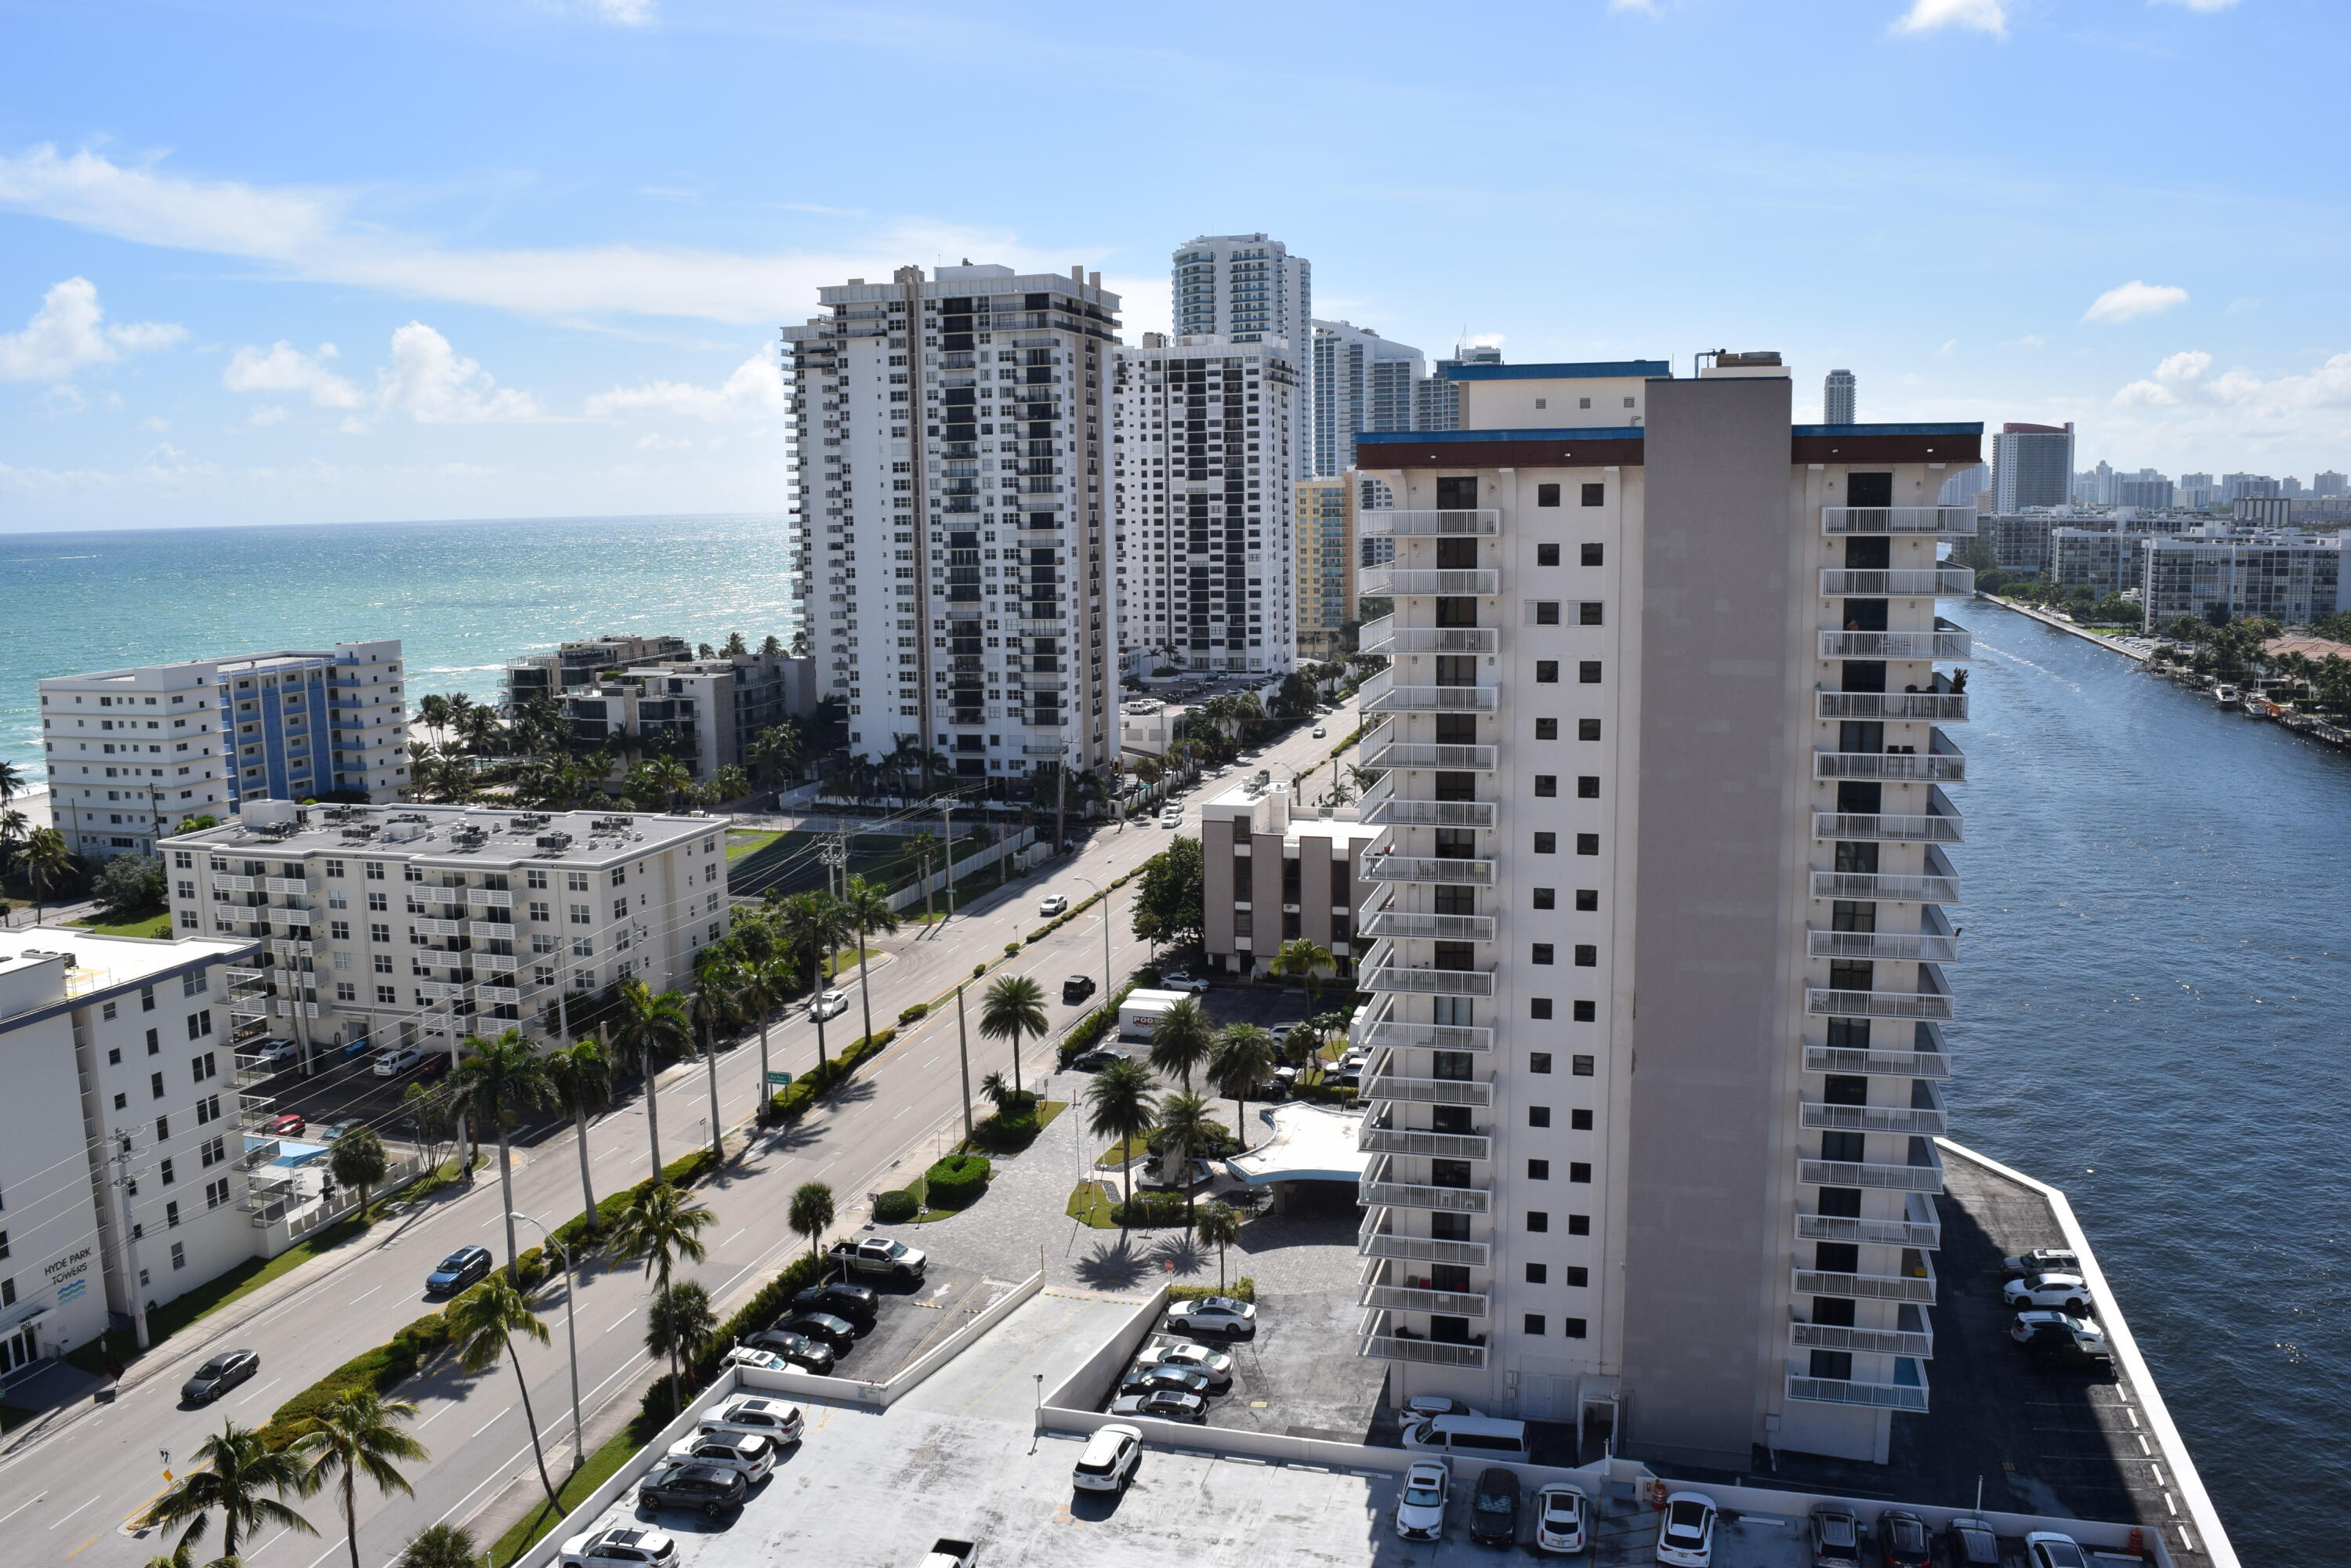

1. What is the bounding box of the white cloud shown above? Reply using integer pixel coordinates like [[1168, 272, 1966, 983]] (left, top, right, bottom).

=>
[[585, 351, 784, 422], [376, 322, 542, 424], [1936, 339, 1958, 357], [1607, 0, 1658, 12], [0, 276, 185, 382], [41, 383, 85, 415], [632, 432, 695, 451], [2226, 297, 2261, 316], [2114, 349, 2211, 405], [222, 340, 364, 407], [139, 415, 170, 432], [0, 144, 1104, 326], [246, 404, 291, 426], [338, 416, 369, 436], [2151, 0, 2239, 10], [2115, 348, 2351, 418], [2015, 334, 2046, 347], [2083, 280, 2190, 324], [1468, 333, 1506, 349], [589, 0, 657, 23], [1894, 0, 2006, 37]]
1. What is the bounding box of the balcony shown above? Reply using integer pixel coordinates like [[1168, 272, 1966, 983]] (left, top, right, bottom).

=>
[[1360, 729, 1497, 773], [418, 980, 469, 1004], [1360, 796, 1497, 831], [1817, 621, 1974, 661], [1810, 870, 1958, 905], [469, 888, 514, 908], [1360, 852, 1495, 887], [1807, 925, 1958, 965], [465, 919, 515, 940], [1361, 567, 1501, 597], [263, 876, 307, 895], [411, 918, 465, 938], [212, 875, 257, 893], [1813, 747, 1965, 784], [476, 984, 520, 1005], [1805, 1043, 1951, 1078], [233, 1053, 279, 1088], [1800, 1101, 1948, 1137], [1792, 1268, 1937, 1305], [1361, 1073, 1493, 1108], [272, 999, 319, 1019], [1820, 505, 1976, 537], [1358, 1125, 1491, 1161], [225, 966, 267, 987], [1798, 1192, 1942, 1250], [1791, 1320, 1935, 1358], [1812, 811, 1963, 846], [1817, 690, 1969, 723], [1361, 680, 1499, 716], [1360, 910, 1497, 943], [1786, 1363, 1930, 1412], [1806, 983, 1953, 1022], [475, 952, 521, 973], [1820, 567, 1975, 596], [1360, 509, 1500, 538], [1361, 961, 1498, 999], [1349, 1010, 1494, 1056], [1360, 1326, 1487, 1369], [1360, 1280, 1491, 1319], [269, 938, 313, 958], [1358, 618, 1498, 657], [1797, 1157, 1945, 1194], [1358, 1224, 1489, 1269], [1361, 1166, 1491, 1215], [229, 998, 270, 1022]]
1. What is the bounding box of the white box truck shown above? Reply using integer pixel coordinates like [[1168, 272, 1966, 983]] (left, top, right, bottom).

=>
[[1118, 988, 1192, 1041]]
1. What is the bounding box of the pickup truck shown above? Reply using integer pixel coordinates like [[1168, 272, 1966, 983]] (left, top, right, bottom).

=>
[[919, 1540, 978, 1568], [826, 1234, 927, 1283]]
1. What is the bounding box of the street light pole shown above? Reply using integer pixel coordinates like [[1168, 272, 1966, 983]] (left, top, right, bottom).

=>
[[954, 983, 975, 1148], [509, 1210, 584, 1471]]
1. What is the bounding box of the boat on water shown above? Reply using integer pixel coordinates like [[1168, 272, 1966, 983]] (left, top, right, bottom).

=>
[[2213, 684, 2242, 710]]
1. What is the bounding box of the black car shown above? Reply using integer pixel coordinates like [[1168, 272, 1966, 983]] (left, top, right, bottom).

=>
[[781, 1312, 857, 1354], [181, 1349, 259, 1405], [743, 1329, 835, 1374], [792, 1282, 877, 1328], [1878, 1508, 1933, 1568], [1062, 974, 1096, 1005], [1939, 1516, 2002, 1568], [426, 1246, 493, 1296], [637, 1460, 746, 1519], [1469, 1466, 1520, 1547], [1071, 1046, 1129, 1072]]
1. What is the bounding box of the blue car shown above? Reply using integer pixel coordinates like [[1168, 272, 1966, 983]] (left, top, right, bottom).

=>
[[426, 1245, 492, 1295]]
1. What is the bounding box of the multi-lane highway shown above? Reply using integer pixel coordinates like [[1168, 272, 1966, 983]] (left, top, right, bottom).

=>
[[0, 704, 1351, 1568]]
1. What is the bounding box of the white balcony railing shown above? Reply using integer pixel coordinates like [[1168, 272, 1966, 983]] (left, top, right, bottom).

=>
[[1357, 1226, 1489, 1268], [1817, 620, 1974, 661], [1357, 618, 1498, 657], [1362, 964, 1498, 998], [1785, 1368, 1930, 1412], [1360, 1282, 1491, 1318], [1791, 1321, 1935, 1358], [1359, 853, 1495, 889], [1360, 509, 1501, 538], [1820, 567, 1975, 596], [1799, 1101, 1948, 1137], [1812, 812, 1964, 846], [1360, 725, 1496, 773], [1792, 1268, 1937, 1304], [1805, 1044, 1951, 1078], [1358, 1126, 1491, 1161], [1798, 1157, 1945, 1194], [1816, 690, 1969, 723], [1807, 928, 1959, 965], [411, 918, 465, 938], [1810, 871, 1958, 904], [1362, 683, 1500, 715], [212, 875, 257, 893], [1360, 1331, 1487, 1369], [1820, 505, 1977, 537], [1813, 749, 1966, 784], [1806, 988, 1953, 1023], [263, 876, 308, 895], [1796, 1207, 1942, 1250], [1360, 797, 1497, 830], [1349, 1017, 1494, 1056], [1360, 910, 1496, 943], [1361, 1179, 1491, 1215], [1361, 1074, 1493, 1108], [1361, 567, 1500, 597]]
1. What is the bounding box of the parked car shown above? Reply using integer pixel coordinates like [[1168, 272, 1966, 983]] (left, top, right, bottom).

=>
[[2002, 1247, 2080, 1276], [1158, 809, 1183, 829], [2015, 1314, 2114, 1371], [810, 989, 849, 1022], [1939, 1516, 2002, 1568], [1877, 1508, 1933, 1568], [1311, 725, 1327, 737], [1157, 971, 1211, 994], [1533, 1483, 1588, 1555], [781, 1311, 857, 1353], [1038, 893, 1070, 917], [1108, 1389, 1206, 1422], [415, 1053, 452, 1081], [2003, 1273, 2092, 1313], [826, 1234, 926, 1282], [2009, 1309, 2108, 1353], [665, 1432, 775, 1482], [1469, 1467, 1520, 1548], [425, 1245, 492, 1296], [1071, 1046, 1130, 1072], [1404, 1395, 1485, 1421], [636, 1460, 745, 1519], [1393, 1459, 1451, 1542], [1118, 1366, 1212, 1399], [741, 1329, 835, 1374], [2023, 1533, 2089, 1568], [1657, 1492, 1717, 1566], [1810, 1501, 1861, 1567], [1071, 1423, 1143, 1492], [719, 1347, 795, 1376], [558, 1526, 676, 1567], [1062, 974, 1096, 1005], [792, 1280, 878, 1326], [180, 1349, 259, 1405], [266, 1112, 306, 1137], [1132, 1342, 1233, 1385], [371, 1045, 426, 1077], [251, 1038, 302, 1066], [1166, 1295, 1256, 1337], [698, 1396, 804, 1444]]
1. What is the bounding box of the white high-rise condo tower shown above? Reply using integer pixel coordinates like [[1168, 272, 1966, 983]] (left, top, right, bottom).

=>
[[1172, 236, 1312, 484], [1823, 368, 1856, 425], [784, 265, 1121, 788], [1312, 320, 1423, 476]]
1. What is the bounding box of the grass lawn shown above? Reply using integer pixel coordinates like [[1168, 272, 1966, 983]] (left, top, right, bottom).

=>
[[483, 1421, 643, 1567], [65, 907, 173, 938], [726, 828, 784, 860], [1093, 1133, 1150, 1169], [820, 945, 873, 980], [1065, 1179, 1120, 1229]]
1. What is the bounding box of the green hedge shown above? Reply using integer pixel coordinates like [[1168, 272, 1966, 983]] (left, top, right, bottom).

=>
[[1168, 1275, 1255, 1305], [897, 1002, 930, 1025], [1108, 1193, 1188, 1227], [766, 1028, 894, 1121], [967, 1109, 1040, 1153], [873, 1190, 919, 1223], [629, 1248, 832, 1441], [922, 1153, 991, 1209], [1057, 980, 1140, 1066]]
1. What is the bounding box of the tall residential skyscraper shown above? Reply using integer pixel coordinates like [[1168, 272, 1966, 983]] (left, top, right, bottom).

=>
[[1313, 320, 1424, 476], [1349, 353, 1979, 1465], [1291, 473, 1359, 661], [39, 642, 408, 860], [783, 263, 1121, 784], [1110, 333, 1300, 675], [1172, 236, 1312, 483], [1991, 422, 2074, 511], [1823, 368, 1856, 424], [1415, 343, 1505, 431], [2314, 470, 2348, 497], [2178, 472, 2216, 508]]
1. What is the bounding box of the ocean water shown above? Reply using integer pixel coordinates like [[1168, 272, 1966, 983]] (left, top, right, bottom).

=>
[[1947, 600, 2348, 1559], [0, 513, 795, 780]]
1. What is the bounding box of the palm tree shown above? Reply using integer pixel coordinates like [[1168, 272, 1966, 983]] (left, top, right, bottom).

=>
[[607, 1180, 715, 1413], [978, 1070, 1017, 1112], [1270, 937, 1335, 1005], [1154, 1092, 1223, 1228], [443, 1273, 563, 1511], [1206, 1024, 1276, 1153], [644, 1280, 717, 1387], [415, 693, 451, 746], [978, 973, 1049, 1098], [788, 1180, 835, 1267], [689, 956, 745, 1164], [1194, 1199, 1243, 1291], [0, 806, 27, 882], [293, 1390, 429, 1568], [640, 754, 692, 811], [838, 874, 899, 1051], [20, 827, 75, 920], [395, 1524, 479, 1568], [607, 979, 690, 1181], [776, 890, 850, 1069], [735, 954, 795, 1125], [1085, 1059, 1160, 1222], [543, 1039, 612, 1236], [1146, 995, 1214, 1092], [328, 1125, 389, 1219], [447, 1029, 553, 1279], [139, 1420, 314, 1560], [905, 831, 940, 919]]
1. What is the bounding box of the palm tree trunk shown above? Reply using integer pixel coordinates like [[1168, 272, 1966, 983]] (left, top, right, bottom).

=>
[[701, 1028, 723, 1164], [1009, 1026, 1023, 1098], [498, 1123, 520, 1279], [344, 1469, 360, 1568], [754, 1012, 771, 1127], [643, 1045, 663, 1179], [854, 922, 875, 1048], [1120, 1147, 1132, 1223], [1218, 1241, 1227, 1291], [505, 1329, 564, 1510], [573, 1101, 598, 1237], [665, 1280, 682, 1413], [1233, 1089, 1249, 1153]]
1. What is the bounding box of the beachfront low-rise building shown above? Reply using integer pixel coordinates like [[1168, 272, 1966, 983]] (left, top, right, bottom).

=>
[[1198, 777, 1375, 977], [556, 650, 813, 787], [2141, 530, 2346, 625], [2049, 528, 2150, 598], [502, 634, 691, 704], [39, 641, 408, 860]]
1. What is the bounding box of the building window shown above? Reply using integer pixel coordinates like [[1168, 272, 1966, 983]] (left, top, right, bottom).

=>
[[1578, 661, 1602, 684], [1534, 718, 1558, 740], [1574, 944, 1597, 966], [1578, 718, 1601, 741], [1572, 1054, 1595, 1076], [1528, 1106, 1551, 1128], [1563, 1316, 1588, 1338], [150, 1072, 166, 1099], [1533, 775, 1556, 798], [1579, 602, 1604, 626], [1532, 601, 1560, 626], [1570, 1162, 1592, 1182], [1523, 1314, 1546, 1335], [1535, 661, 1559, 683], [1536, 542, 1560, 564], [1533, 833, 1556, 854], [1537, 484, 1560, 508], [1571, 1109, 1594, 1130], [1580, 483, 1604, 507], [1576, 889, 1598, 911], [1567, 1266, 1589, 1287], [1526, 1211, 1548, 1233], [1525, 1262, 1547, 1284], [1527, 1159, 1550, 1180], [1576, 834, 1599, 856], [165, 1201, 182, 1229], [1574, 1000, 1596, 1022], [1532, 944, 1554, 965], [171, 1240, 187, 1269], [1531, 888, 1555, 910], [1567, 1214, 1590, 1235], [1529, 1052, 1552, 1074]]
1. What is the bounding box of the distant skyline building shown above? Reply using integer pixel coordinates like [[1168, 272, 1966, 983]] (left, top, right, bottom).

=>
[[1291, 473, 1357, 662], [1992, 422, 2074, 512], [1172, 235, 1312, 483], [2178, 472, 2216, 509], [2221, 473, 2279, 502], [1312, 320, 1422, 476], [1823, 368, 1855, 424], [1937, 463, 1991, 509], [1413, 343, 1504, 431], [2315, 470, 2348, 497], [2117, 476, 2175, 510]]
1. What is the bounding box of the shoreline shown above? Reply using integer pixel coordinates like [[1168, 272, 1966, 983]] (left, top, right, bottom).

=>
[[1969, 592, 2150, 662]]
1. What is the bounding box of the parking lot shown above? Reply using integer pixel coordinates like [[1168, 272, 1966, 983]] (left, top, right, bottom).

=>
[[811, 1263, 1008, 1384]]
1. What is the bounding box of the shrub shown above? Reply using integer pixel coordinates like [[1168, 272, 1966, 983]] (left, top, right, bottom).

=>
[[1004, 941, 1021, 956], [873, 1189, 919, 1223], [973, 962, 987, 977], [922, 1153, 992, 1209], [897, 1002, 930, 1025], [1108, 1193, 1187, 1227], [1168, 1275, 1256, 1305], [967, 1110, 1041, 1154]]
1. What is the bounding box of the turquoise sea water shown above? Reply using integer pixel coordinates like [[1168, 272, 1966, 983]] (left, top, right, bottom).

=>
[[0, 513, 795, 782]]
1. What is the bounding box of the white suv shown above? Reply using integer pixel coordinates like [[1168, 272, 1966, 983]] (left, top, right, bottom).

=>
[[1072, 1423, 1142, 1492], [558, 1527, 676, 1567], [698, 1395, 804, 1444], [2003, 1273, 2092, 1313]]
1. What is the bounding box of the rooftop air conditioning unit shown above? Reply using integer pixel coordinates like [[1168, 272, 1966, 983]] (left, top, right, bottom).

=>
[[535, 832, 575, 852]]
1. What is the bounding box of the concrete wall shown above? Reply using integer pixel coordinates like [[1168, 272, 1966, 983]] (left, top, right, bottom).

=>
[[1619, 372, 1802, 1468]]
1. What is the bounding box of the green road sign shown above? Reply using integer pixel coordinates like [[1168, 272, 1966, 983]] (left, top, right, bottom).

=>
[[766, 1071, 795, 1086]]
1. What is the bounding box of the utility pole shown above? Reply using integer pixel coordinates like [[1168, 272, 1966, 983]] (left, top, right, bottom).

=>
[[108, 1135, 150, 1351], [938, 798, 955, 925], [1053, 759, 1067, 859], [954, 983, 975, 1147]]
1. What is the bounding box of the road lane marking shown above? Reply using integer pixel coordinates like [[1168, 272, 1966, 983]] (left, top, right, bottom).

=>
[[416, 1401, 455, 1429], [0, 1491, 44, 1526], [46, 1494, 100, 1529], [349, 1283, 383, 1305], [724, 1226, 748, 1245], [235, 1376, 284, 1407], [473, 1409, 509, 1436]]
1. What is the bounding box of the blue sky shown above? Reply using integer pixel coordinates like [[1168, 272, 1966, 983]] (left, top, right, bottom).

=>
[[2, 0, 2343, 531]]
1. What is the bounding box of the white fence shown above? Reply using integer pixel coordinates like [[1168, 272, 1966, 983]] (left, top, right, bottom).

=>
[[886, 828, 1038, 914]]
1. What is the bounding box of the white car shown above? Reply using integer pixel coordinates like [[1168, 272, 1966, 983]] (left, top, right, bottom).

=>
[[665, 1430, 775, 1482], [1393, 1458, 1450, 1541], [1158, 809, 1183, 828], [558, 1526, 676, 1568], [1038, 893, 1070, 917], [371, 1046, 426, 1077], [2003, 1273, 2092, 1313], [1404, 1395, 1486, 1421], [1534, 1483, 1589, 1554], [698, 1395, 804, 1444], [1133, 1342, 1233, 1380], [1166, 1295, 1256, 1337], [1071, 1422, 1142, 1492], [2024, 1533, 2089, 1568], [1157, 971, 1212, 994], [1129, 1348, 1229, 1391], [2003, 1246, 2080, 1276], [718, 1346, 794, 1376], [252, 1038, 302, 1066], [1656, 1491, 1717, 1566], [1311, 725, 1327, 737], [810, 989, 849, 1022]]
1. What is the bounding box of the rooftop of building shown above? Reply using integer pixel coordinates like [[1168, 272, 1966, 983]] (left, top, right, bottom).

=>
[[1442, 359, 1672, 381], [40, 641, 399, 688], [0, 924, 255, 1030], [1198, 778, 1367, 843], [159, 800, 718, 865]]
